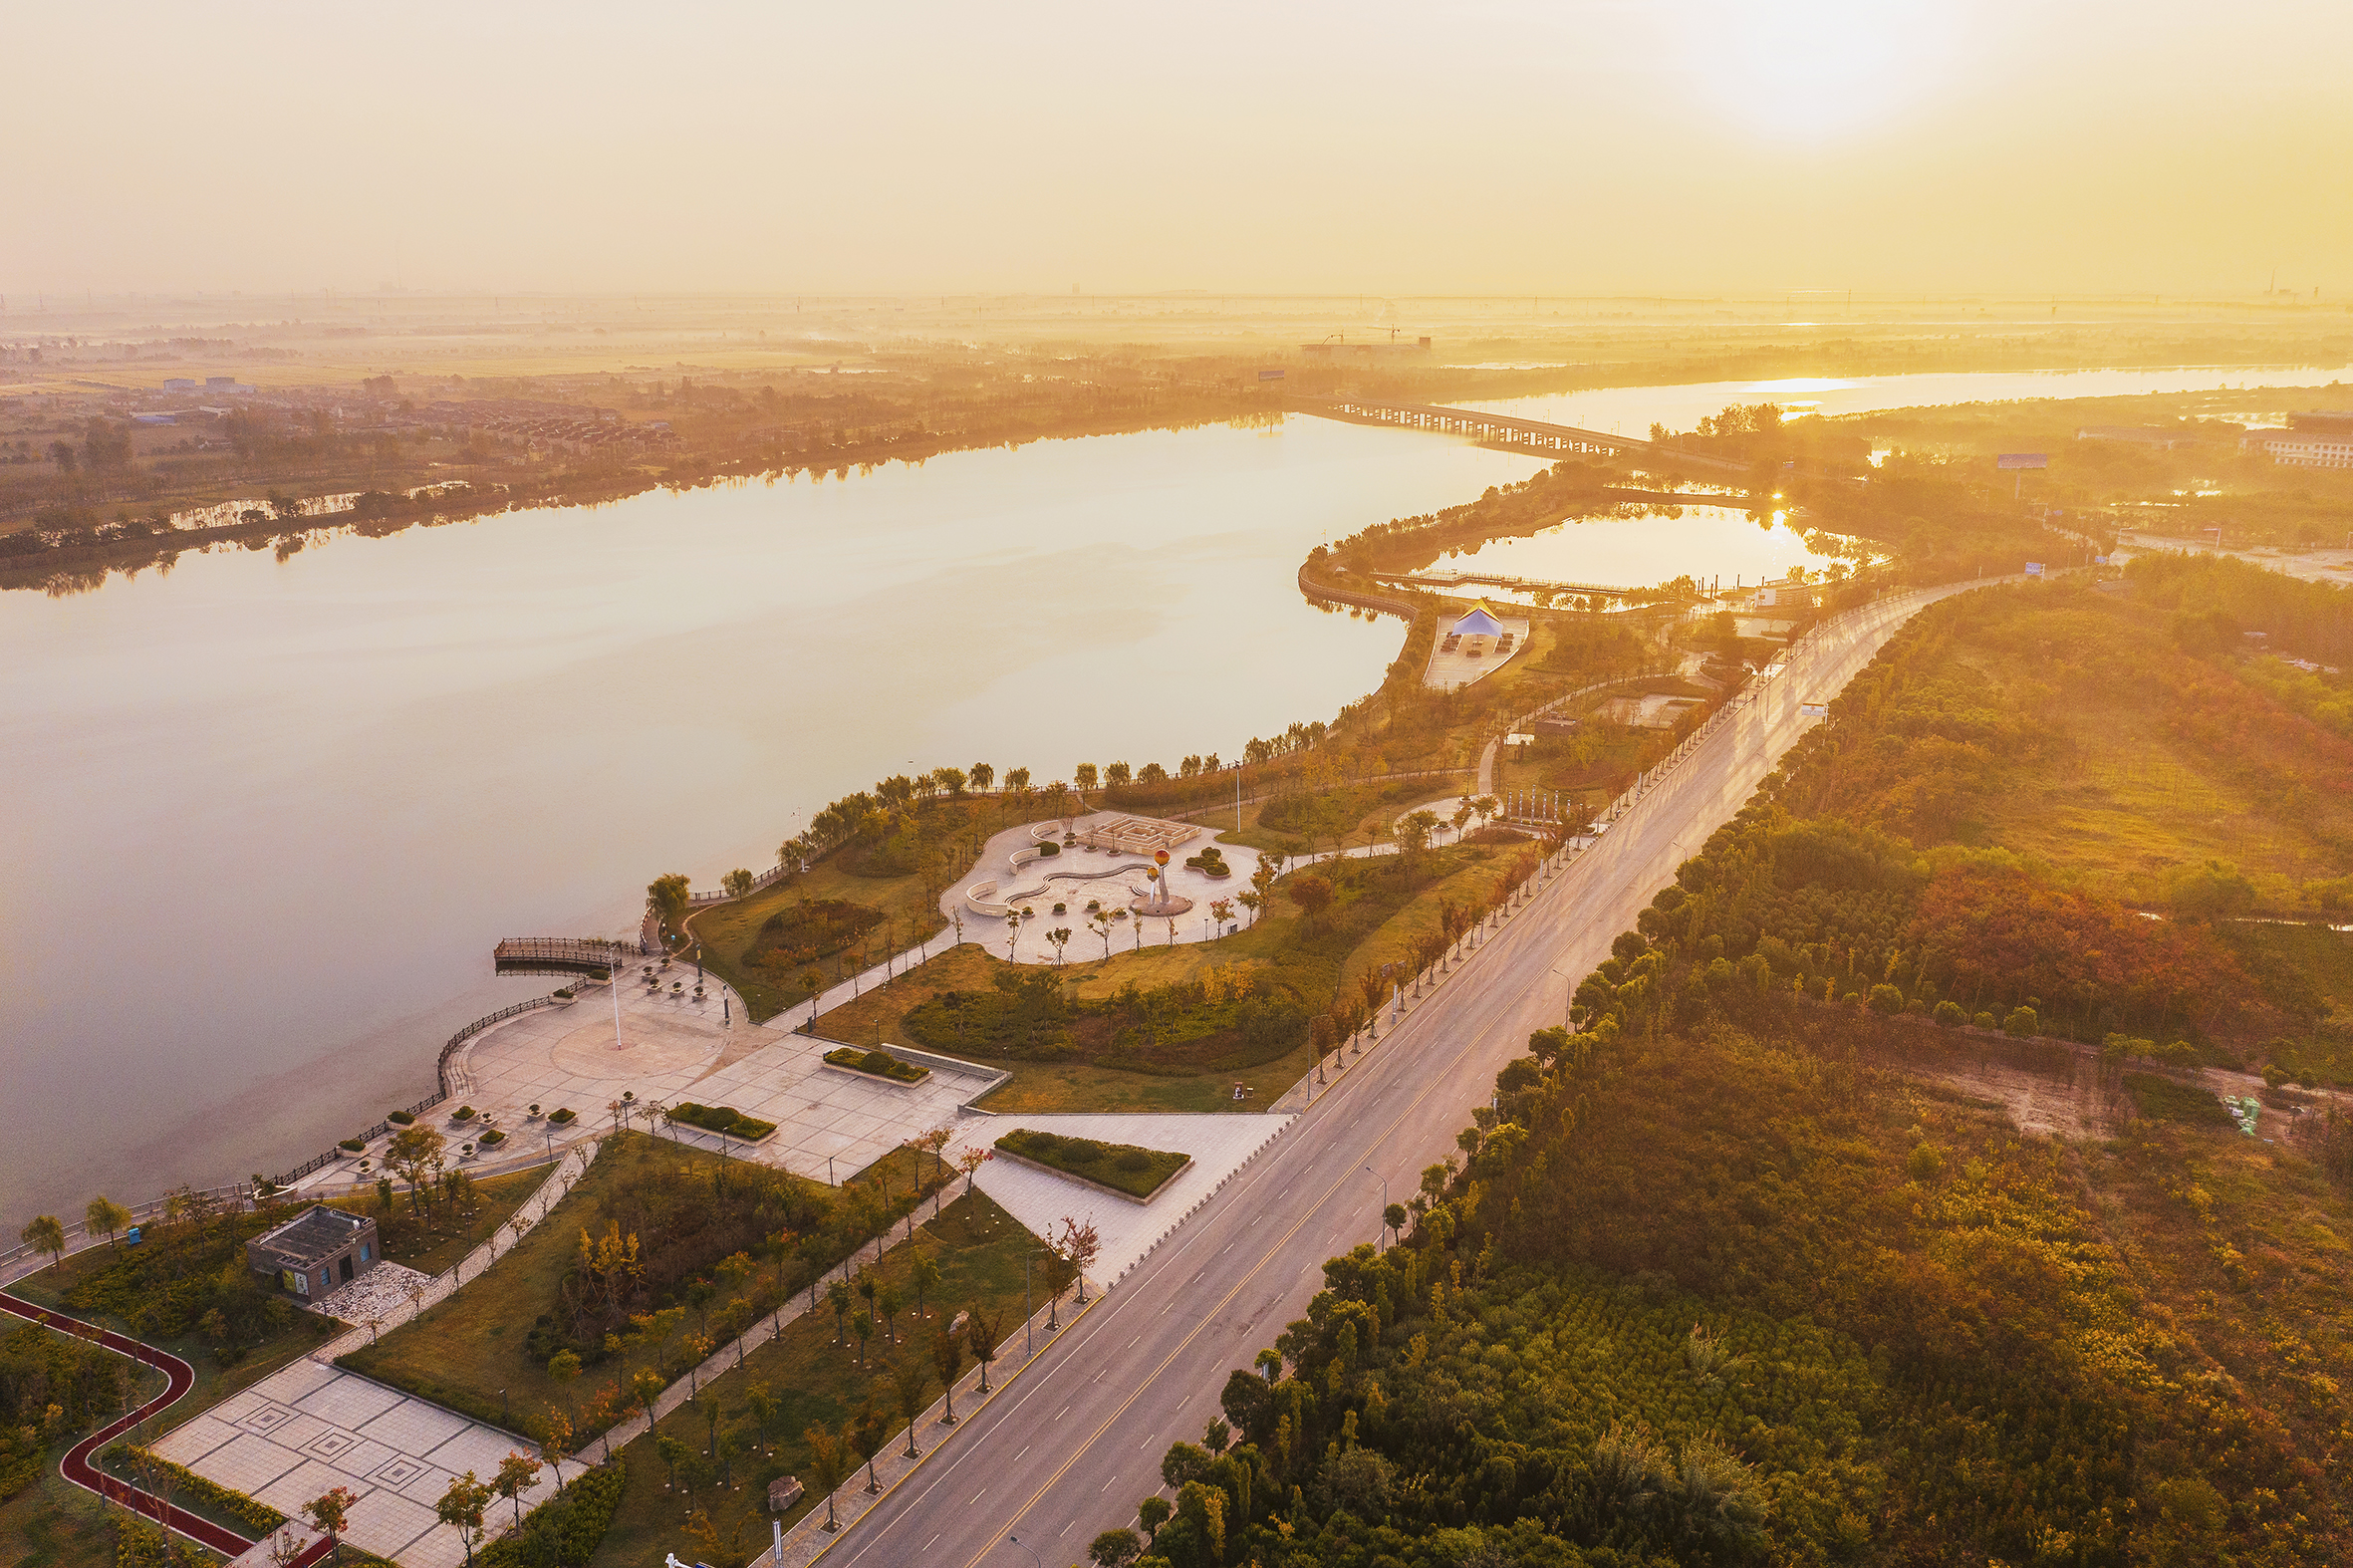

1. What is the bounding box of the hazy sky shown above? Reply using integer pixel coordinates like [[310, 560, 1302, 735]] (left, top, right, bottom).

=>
[[6, 1, 2348, 297]]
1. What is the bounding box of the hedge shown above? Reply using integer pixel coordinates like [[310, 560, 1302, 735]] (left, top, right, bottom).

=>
[[479, 1458, 627, 1568], [547, 1108, 577, 1125], [994, 1129, 1188, 1199], [107, 1442, 286, 1533], [822, 1047, 927, 1085], [666, 1102, 779, 1139]]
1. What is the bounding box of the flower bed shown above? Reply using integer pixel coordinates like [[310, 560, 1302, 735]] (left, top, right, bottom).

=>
[[993, 1128, 1189, 1199], [822, 1046, 929, 1085], [547, 1107, 577, 1126], [666, 1102, 779, 1140]]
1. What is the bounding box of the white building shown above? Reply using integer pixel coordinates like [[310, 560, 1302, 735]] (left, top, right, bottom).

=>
[[2240, 429, 2353, 469]]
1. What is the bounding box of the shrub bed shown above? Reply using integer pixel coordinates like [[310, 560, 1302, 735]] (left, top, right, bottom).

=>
[[388, 1110, 414, 1126], [480, 1457, 627, 1568], [823, 1047, 928, 1084], [665, 1102, 778, 1140], [106, 1443, 286, 1533], [547, 1107, 577, 1125], [994, 1129, 1188, 1199], [477, 1129, 507, 1148], [339, 1139, 365, 1153]]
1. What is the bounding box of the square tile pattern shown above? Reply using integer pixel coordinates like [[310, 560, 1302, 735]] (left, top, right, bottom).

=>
[[154, 1363, 555, 1566]]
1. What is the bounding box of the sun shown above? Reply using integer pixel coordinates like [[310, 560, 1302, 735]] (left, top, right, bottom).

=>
[[1670, 0, 1964, 144]]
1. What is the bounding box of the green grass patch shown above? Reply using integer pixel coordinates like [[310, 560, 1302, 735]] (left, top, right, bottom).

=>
[[665, 1103, 779, 1140], [2126, 1072, 2234, 1128], [993, 1129, 1187, 1198], [821, 1048, 927, 1085], [588, 1188, 1041, 1568], [339, 1135, 952, 1439]]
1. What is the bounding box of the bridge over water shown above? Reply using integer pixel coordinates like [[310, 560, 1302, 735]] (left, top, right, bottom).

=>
[[1313, 398, 1751, 475]]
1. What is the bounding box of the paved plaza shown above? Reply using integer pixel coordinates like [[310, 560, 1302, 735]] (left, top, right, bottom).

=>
[[948, 813, 1264, 965], [154, 1359, 557, 1568]]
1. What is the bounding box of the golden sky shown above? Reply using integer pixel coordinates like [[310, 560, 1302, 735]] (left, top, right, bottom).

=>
[[6, 0, 2348, 297]]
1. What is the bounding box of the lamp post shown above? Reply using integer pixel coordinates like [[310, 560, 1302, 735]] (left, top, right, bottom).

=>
[[1007, 1535, 1042, 1568], [1365, 1166, 1389, 1249]]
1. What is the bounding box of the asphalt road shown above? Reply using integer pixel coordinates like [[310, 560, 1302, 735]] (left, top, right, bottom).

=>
[[815, 581, 1996, 1568]]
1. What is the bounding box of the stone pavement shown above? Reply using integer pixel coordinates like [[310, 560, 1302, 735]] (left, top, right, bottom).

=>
[[307, 1263, 431, 1329], [949, 813, 1265, 965], [944, 1113, 1293, 1283], [152, 1360, 559, 1568], [160, 1142, 600, 1567]]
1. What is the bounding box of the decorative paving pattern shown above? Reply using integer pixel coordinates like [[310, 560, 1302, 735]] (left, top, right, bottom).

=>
[[152, 1362, 558, 1568]]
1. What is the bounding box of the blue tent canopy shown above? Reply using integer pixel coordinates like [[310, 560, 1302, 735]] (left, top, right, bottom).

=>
[[1450, 603, 1505, 637]]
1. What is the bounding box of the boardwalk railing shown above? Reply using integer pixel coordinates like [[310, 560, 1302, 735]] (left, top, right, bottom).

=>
[[493, 936, 636, 974]]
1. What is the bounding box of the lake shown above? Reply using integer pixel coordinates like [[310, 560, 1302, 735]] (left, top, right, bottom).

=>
[[10, 359, 2346, 1226], [1422, 506, 1849, 599]]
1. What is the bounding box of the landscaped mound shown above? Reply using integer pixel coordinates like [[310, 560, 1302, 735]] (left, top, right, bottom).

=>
[[994, 1129, 1188, 1199], [665, 1102, 778, 1140], [822, 1046, 928, 1084], [743, 897, 885, 973], [1183, 845, 1232, 877]]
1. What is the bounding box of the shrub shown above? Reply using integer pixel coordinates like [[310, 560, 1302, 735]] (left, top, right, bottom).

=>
[[822, 1047, 927, 1084], [548, 1108, 577, 1125], [1867, 983, 1905, 1015], [552, 987, 575, 1000], [666, 1103, 780, 1140], [1972, 1011, 1998, 1029], [2001, 1006, 2038, 1038], [339, 1139, 365, 1154], [1037, 841, 1060, 857], [105, 1444, 284, 1533], [452, 1106, 477, 1122], [479, 1457, 627, 1568], [478, 1130, 507, 1148], [1933, 1000, 1967, 1027], [996, 1128, 1187, 1198], [1052, 903, 1067, 915], [388, 1110, 414, 1126]]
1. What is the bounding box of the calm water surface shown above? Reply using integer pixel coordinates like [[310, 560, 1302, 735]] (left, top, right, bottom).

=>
[[1, 417, 1544, 1221], [1430, 506, 1844, 594]]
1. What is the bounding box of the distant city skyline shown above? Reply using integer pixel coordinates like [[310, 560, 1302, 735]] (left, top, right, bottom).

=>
[[3, 0, 2348, 298]]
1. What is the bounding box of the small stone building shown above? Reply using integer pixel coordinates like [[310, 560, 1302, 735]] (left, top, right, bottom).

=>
[[245, 1206, 381, 1299]]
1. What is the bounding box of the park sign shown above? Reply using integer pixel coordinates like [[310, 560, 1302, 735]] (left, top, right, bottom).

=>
[[2025, 562, 2046, 576], [1996, 453, 2049, 470], [1800, 701, 1828, 717]]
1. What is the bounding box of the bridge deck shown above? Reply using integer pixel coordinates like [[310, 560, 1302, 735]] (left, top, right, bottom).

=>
[[1313, 399, 1750, 474]]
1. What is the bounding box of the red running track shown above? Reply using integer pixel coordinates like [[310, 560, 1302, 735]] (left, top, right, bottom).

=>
[[0, 1290, 334, 1566]]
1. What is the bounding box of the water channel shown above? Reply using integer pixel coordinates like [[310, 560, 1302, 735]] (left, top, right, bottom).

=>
[[6, 359, 2347, 1223]]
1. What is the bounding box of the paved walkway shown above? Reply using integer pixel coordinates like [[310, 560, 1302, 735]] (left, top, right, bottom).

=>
[[945, 813, 1263, 965], [161, 1142, 601, 1568]]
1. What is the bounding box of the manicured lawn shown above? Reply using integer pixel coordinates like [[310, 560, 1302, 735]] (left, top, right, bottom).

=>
[[338, 1135, 729, 1435], [994, 1129, 1188, 1198], [683, 810, 997, 1022], [340, 1135, 952, 1440], [589, 1188, 1046, 1568]]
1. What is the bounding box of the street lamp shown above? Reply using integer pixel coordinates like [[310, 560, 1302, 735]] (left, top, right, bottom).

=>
[[1007, 1534, 1042, 1568], [1365, 1166, 1389, 1249]]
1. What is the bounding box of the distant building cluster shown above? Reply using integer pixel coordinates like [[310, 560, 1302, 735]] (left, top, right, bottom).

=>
[[2239, 411, 2353, 469]]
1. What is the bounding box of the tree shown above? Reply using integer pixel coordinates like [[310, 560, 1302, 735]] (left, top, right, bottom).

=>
[[1138, 1495, 1172, 1543], [957, 1146, 991, 1202], [969, 762, 994, 792], [492, 1450, 542, 1530], [932, 1327, 967, 1423], [387, 1125, 446, 1216], [1091, 1527, 1144, 1567], [1076, 762, 1099, 792], [852, 1311, 875, 1368], [803, 1422, 851, 1530], [827, 1278, 853, 1345], [891, 1355, 931, 1457], [1048, 926, 1072, 965], [306, 1485, 360, 1567], [19, 1214, 66, 1269], [647, 873, 691, 928], [722, 868, 755, 899], [1395, 809, 1440, 858], [966, 1305, 1003, 1393], [878, 1279, 904, 1346], [912, 1252, 942, 1326], [84, 1195, 131, 1250], [1287, 875, 1334, 924], [539, 1407, 575, 1489], [1057, 1215, 1102, 1304]]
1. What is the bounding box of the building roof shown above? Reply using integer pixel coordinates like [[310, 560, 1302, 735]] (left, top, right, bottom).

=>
[[248, 1206, 373, 1269], [1450, 603, 1505, 637]]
